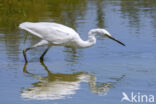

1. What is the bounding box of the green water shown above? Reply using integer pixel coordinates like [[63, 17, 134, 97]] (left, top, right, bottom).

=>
[[0, 0, 156, 104]]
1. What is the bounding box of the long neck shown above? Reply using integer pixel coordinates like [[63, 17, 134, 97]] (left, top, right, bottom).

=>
[[76, 30, 96, 48]]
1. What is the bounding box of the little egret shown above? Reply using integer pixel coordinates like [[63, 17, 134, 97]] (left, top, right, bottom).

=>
[[19, 22, 125, 63]]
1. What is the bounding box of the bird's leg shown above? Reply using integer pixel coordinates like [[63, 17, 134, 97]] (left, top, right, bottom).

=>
[[23, 62, 28, 73], [40, 45, 51, 61], [23, 40, 49, 63], [23, 47, 32, 63]]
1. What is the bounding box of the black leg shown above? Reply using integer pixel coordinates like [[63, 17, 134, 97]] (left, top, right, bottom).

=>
[[23, 47, 31, 63], [23, 62, 28, 73], [22, 40, 49, 63], [40, 46, 51, 61]]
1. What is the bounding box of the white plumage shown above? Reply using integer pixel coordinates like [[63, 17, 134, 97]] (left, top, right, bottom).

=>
[[19, 22, 80, 46]]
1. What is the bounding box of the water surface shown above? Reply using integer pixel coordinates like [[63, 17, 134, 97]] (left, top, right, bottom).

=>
[[0, 0, 156, 104]]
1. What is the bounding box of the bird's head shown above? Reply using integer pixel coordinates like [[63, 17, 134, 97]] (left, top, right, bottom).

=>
[[89, 29, 125, 46]]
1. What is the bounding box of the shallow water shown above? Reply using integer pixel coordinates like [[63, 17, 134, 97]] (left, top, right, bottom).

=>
[[0, 0, 156, 104]]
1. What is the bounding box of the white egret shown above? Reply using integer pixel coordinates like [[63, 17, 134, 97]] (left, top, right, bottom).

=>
[[19, 22, 125, 63]]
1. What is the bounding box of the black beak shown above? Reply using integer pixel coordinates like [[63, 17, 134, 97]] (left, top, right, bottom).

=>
[[106, 35, 125, 46]]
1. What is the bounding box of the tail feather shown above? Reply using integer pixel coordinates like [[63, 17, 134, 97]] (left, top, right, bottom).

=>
[[19, 22, 43, 38], [19, 22, 30, 29]]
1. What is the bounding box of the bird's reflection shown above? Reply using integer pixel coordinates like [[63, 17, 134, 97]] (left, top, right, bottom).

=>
[[21, 61, 125, 100]]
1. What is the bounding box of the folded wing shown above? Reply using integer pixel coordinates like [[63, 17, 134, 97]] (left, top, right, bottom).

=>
[[19, 22, 79, 44]]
